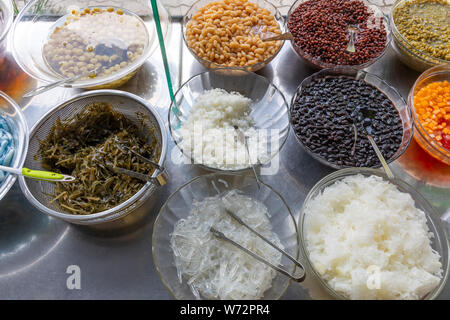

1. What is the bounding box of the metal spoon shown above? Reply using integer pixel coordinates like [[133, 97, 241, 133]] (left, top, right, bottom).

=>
[[250, 25, 293, 42], [350, 105, 395, 179], [261, 32, 294, 42], [364, 126, 395, 179], [346, 26, 358, 53]]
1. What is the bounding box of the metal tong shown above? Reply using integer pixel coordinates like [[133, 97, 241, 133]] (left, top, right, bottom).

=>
[[210, 208, 306, 282], [107, 146, 168, 187]]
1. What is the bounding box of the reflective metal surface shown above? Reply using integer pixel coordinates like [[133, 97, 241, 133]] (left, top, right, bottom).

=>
[[0, 18, 449, 299]]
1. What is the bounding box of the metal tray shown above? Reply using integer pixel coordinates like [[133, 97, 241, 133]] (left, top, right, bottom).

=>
[[0, 16, 448, 299]]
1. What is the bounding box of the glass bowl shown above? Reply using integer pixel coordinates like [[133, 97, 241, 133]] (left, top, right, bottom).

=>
[[408, 64, 450, 165], [152, 172, 300, 300], [299, 167, 449, 300], [390, 0, 449, 72], [0, 0, 13, 51], [18, 89, 168, 226], [11, 0, 170, 90], [0, 90, 28, 203], [169, 68, 290, 172], [182, 0, 285, 72], [290, 67, 414, 170], [287, 0, 391, 70]]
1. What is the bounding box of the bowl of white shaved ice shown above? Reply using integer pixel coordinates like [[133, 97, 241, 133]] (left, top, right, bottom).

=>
[[168, 68, 290, 172], [152, 172, 300, 300], [300, 168, 449, 300]]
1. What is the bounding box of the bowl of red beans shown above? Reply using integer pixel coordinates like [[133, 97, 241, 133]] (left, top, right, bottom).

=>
[[287, 0, 391, 69]]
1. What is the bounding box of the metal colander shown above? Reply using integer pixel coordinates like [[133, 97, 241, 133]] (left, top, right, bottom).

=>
[[19, 89, 168, 225]]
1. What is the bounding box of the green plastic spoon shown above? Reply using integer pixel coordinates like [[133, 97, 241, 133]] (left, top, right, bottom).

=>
[[0, 165, 75, 182]]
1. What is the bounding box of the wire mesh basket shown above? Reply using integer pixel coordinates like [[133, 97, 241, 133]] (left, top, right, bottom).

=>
[[19, 89, 168, 225]]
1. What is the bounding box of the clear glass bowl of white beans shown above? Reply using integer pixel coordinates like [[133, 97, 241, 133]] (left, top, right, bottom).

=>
[[11, 0, 170, 89], [183, 0, 285, 72]]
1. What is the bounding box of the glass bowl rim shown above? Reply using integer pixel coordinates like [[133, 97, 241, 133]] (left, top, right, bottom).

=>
[[299, 167, 450, 300], [182, 0, 286, 71], [0, 0, 14, 44], [168, 66, 290, 173], [0, 90, 29, 202], [18, 89, 168, 222], [289, 66, 414, 170], [10, 1, 165, 89], [408, 64, 450, 161], [389, 0, 449, 66], [152, 171, 301, 300], [286, 0, 392, 69]]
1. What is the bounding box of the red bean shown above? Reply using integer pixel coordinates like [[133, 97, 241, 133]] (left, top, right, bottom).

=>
[[288, 0, 387, 66]]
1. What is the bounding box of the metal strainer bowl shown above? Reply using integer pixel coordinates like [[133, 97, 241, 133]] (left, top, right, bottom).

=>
[[18, 90, 168, 226]]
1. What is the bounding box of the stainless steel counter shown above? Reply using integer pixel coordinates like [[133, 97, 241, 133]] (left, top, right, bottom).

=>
[[0, 19, 449, 300]]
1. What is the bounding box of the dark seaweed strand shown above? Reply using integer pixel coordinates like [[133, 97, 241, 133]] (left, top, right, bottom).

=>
[[36, 102, 161, 215]]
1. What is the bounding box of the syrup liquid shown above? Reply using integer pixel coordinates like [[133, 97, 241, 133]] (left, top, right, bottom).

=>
[[0, 7, 36, 103]]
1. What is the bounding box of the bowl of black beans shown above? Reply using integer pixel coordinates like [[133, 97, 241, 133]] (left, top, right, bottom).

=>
[[290, 67, 413, 169]]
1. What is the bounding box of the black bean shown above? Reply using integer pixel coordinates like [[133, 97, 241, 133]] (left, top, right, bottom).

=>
[[291, 76, 403, 167]]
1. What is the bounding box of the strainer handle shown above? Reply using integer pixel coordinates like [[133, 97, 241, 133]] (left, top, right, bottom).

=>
[[0, 165, 75, 182], [21, 168, 76, 182]]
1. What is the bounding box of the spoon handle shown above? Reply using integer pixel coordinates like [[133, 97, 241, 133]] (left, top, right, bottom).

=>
[[24, 67, 99, 98], [346, 26, 358, 53], [261, 32, 293, 42], [23, 76, 79, 98], [21, 168, 76, 182], [0, 165, 21, 175], [367, 135, 395, 179]]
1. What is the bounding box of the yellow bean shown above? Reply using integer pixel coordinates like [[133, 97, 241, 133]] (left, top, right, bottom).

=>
[[185, 0, 281, 67]]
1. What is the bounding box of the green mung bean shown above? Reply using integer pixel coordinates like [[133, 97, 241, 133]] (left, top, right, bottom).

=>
[[393, 0, 449, 61]]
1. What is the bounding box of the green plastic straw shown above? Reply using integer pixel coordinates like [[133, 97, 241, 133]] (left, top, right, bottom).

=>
[[150, 0, 181, 128], [150, 0, 175, 102]]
